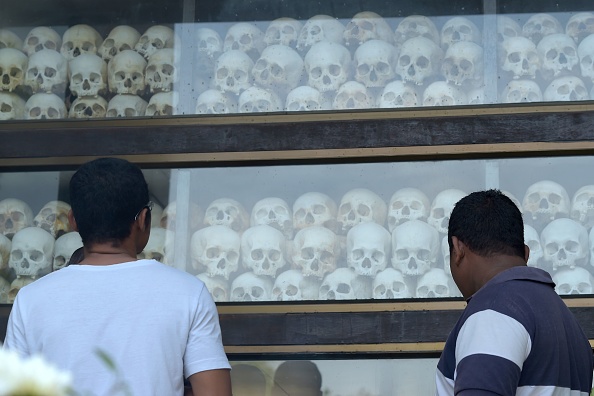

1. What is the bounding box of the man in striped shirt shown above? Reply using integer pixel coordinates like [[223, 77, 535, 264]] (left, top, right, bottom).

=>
[[436, 189, 593, 395]]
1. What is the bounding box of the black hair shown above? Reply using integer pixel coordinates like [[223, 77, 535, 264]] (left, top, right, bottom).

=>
[[69, 158, 149, 245], [448, 189, 525, 259]]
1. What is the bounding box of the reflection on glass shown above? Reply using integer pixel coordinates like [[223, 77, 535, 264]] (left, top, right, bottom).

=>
[[3, 156, 594, 303], [230, 359, 439, 396]]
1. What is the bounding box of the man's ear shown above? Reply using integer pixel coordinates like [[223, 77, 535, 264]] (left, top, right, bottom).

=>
[[451, 236, 465, 267], [68, 209, 78, 232], [524, 244, 530, 264], [136, 207, 149, 232]]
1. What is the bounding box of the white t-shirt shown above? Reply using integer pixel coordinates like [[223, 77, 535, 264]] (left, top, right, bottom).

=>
[[5, 259, 231, 396]]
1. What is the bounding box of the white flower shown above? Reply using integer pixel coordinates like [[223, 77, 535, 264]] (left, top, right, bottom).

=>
[[0, 348, 73, 396]]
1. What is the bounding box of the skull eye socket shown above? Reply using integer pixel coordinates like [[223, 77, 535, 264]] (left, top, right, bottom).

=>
[[27, 37, 40, 46], [417, 249, 431, 261], [214, 103, 226, 113], [393, 282, 405, 292], [527, 240, 540, 251], [417, 286, 428, 296], [273, 206, 288, 216], [545, 243, 559, 255], [436, 285, 449, 295], [227, 251, 238, 262], [256, 208, 268, 219], [339, 204, 351, 215], [132, 72, 143, 81], [564, 47, 576, 57], [64, 42, 74, 51], [355, 92, 368, 102], [72, 74, 83, 84], [288, 102, 300, 111], [581, 56, 593, 67], [546, 49, 558, 60], [565, 241, 580, 253], [415, 56, 429, 69], [29, 250, 44, 262], [29, 107, 42, 117], [392, 201, 404, 210], [432, 208, 445, 219], [89, 73, 101, 83], [301, 247, 314, 260], [286, 285, 298, 296], [146, 65, 157, 74], [11, 250, 23, 260], [578, 283, 591, 294], [313, 204, 326, 215], [548, 193, 562, 204], [268, 250, 281, 261], [251, 249, 264, 261], [336, 283, 351, 294], [295, 209, 306, 220], [320, 250, 334, 263], [282, 26, 295, 35], [353, 249, 364, 260], [54, 256, 66, 268], [459, 25, 471, 35], [10, 67, 22, 78], [152, 39, 165, 49], [207, 37, 219, 45], [206, 247, 220, 259], [152, 253, 164, 262], [254, 59, 267, 71], [328, 64, 342, 77], [251, 286, 264, 298], [310, 26, 321, 35], [396, 249, 409, 260], [460, 60, 472, 71], [399, 55, 411, 67], [374, 284, 386, 295], [372, 251, 384, 262], [361, 21, 374, 31], [216, 67, 229, 79], [27, 67, 39, 78], [0, 103, 13, 113], [115, 71, 126, 81], [81, 42, 94, 52], [357, 64, 370, 75], [508, 52, 521, 63], [542, 20, 555, 29], [410, 201, 423, 210], [239, 35, 251, 45], [376, 62, 390, 74], [384, 92, 396, 102], [162, 64, 174, 76], [124, 107, 136, 117], [310, 67, 322, 79], [270, 64, 282, 77], [557, 283, 571, 294], [357, 204, 371, 216], [234, 70, 247, 82], [103, 39, 115, 49]]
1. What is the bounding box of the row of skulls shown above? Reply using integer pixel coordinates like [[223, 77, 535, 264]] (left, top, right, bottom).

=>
[[0, 23, 179, 120]]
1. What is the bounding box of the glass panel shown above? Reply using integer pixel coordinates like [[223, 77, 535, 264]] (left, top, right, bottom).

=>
[[2, 155, 594, 304], [229, 358, 439, 396]]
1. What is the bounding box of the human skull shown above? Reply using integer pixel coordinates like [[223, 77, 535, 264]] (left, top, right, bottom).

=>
[[343, 11, 394, 47], [0, 276, 9, 303], [378, 81, 419, 108], [427, 189, 467, 234], [522, 13, 563, 45], [60, 24, 102, 60], [69, 53, 106, 97], [230, 272, 273, 301], [252, 44, 304, 96], [0, 234, 11, 271], [566, 12, 594, 44], [544, 76, 589, 102], [241, 225, 286, 277], [24, 49, 68, 94], [416, 268, 451, 298], [272, 269, 320, 301], [191, 225, 240, 278], [347, 222, 391, 277], [33, 200, 72, 238], [372, 268, 411, 299], [108, 50, 147, 95], [394, 15, 440, 46], [264, 18, 303, 48], [292, 226, 340, 279], [304, 41, 351, 93], [53, 231, 83, 270], [69, 96, 108, 119], [135, 25, 175, 60], [23, 27, 62, 56], [332, 81, 375, 110], [195, 89, 237, 114], [138, 227, 174, 265], [250, 197, 293, 240], [392, 219, 440, 276], [440, 16, 482, 52], [99, 25, 141, 62], [396, 37, 444, 85], [541, 218, 589, 270], [537, 33, 579, 80], [354, 39, 399, 88], [578, 34, 594, 83], [224, 22, 265, 61], [553, 267, 594, 295], [285, 85, 325, 111], [387, 187, 430, 232], [238, 86, 283, 113], [196, 273, 230, 302], [497, 15, 523, 45], [160, 201, 203, 232], [0, 92, 26, 120], [522, 180, 570, 229], [467, 88, 485, 105], [296, 15, 345, 54], [8, 277, 34, 304], [319, 268, 371, 300], [194, 27, 223, 77], [25, 93, 67, 120], [106, 94, 148, 117], [293, 192, 338, 232], [441, 235, 451, 275], [0, 48, 28, 92], [145, 48, 177, 93], [0, 29, 23, 50], [524, 224, 543, 268], [499, 36, 539, 79], [571, 185, 594, 229], [422, 81, 468, 107], [501, 79, 543, 103], [337, 188, 387, 235], [145, 91, 179, 116], [441, 41, 484, 88], [204, 198, 250, 233], [9, 227, 54, 278], [214, 50, 254, 95], [0, 198, 34, 239]]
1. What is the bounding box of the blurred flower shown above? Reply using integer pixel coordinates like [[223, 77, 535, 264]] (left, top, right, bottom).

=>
[[0, 348, 73, 396]]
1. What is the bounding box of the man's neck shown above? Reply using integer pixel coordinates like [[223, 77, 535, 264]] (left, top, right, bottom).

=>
[[80, 241, 138, 266]]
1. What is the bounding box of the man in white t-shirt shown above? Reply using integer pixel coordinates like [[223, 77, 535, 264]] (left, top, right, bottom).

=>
[[4, 157, 232, 396]]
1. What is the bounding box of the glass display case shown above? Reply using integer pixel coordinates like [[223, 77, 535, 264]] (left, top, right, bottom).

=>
[[1, 0, 594, 394]]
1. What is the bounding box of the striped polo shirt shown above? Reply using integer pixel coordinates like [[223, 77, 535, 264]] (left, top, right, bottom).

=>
[[436, 266, 593, 395]]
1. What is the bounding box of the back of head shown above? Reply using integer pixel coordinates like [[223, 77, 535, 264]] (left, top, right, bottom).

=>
[[69, 158, 149, 245], [448, 189, 525, 259]]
